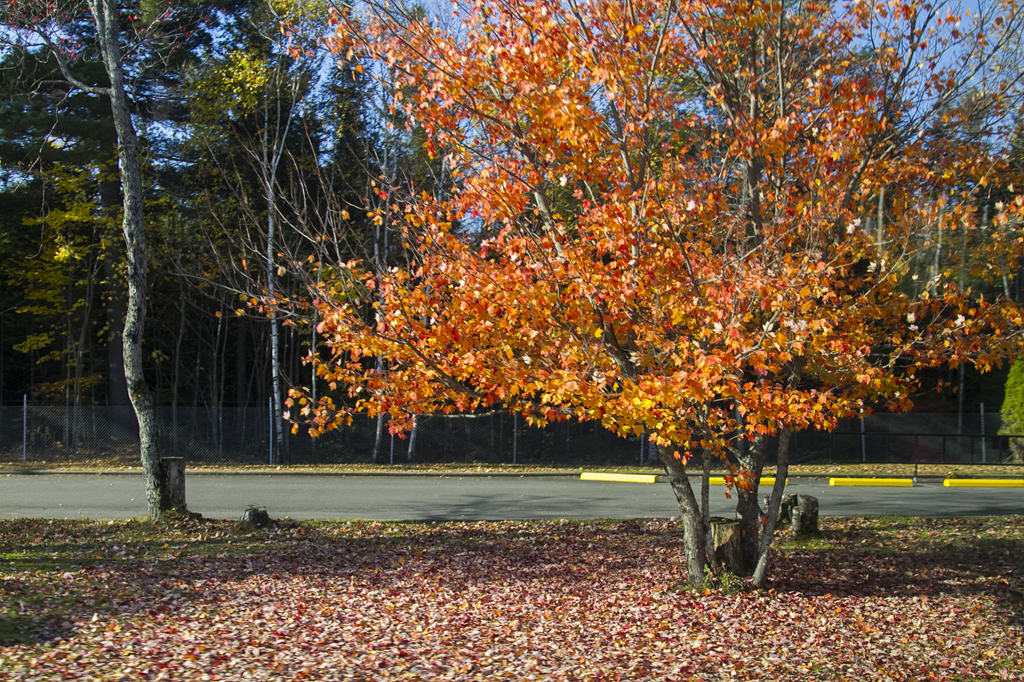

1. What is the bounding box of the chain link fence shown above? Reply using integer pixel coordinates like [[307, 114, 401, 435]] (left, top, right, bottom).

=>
[[785, 411, 1019, 465], [1, 402, 1020, 466], [0, 402, 652, 467]]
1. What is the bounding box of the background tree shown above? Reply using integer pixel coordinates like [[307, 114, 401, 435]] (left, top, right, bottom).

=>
[[999, 358, 1024, 461], [0, 20, 127, 408], [179, 0, 371, 462], [1, 0, 378, 467], [0, 0, 229, 516]]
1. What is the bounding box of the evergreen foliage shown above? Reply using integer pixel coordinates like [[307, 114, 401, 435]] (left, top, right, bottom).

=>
[[999, 360, 1024, 461]]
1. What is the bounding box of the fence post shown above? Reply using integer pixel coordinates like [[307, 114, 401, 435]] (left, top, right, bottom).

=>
[[980, 402, 987, 464], [268, 397, 274, 465], [22, 394, 27, 463], [860, 416, 866, 463], [513, 412, 518, 465]]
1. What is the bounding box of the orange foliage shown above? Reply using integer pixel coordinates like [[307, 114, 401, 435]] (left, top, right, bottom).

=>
[[294, 0, 1024, 462]]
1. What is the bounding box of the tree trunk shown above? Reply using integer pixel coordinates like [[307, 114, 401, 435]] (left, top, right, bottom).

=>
[[735, 433, 768, 574], [71, 271, 96, 454], [407, 415, 418, 461], [91, 0, 177, 520], [700, 454, 715, 571], [658, 445, 707, 589], [265, 184, 283, 465], [752, 428, 791, 588], [256, 69, 298, 466], [102, 180, 129, 408], [235, 320, 250, 407], [171, 296, 186, 454], [105, 267, 129, 406], [373, 410, 387, 463]]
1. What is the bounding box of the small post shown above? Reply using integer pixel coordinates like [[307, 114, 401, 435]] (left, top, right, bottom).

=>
[[268, 397, 274, 465], [860, 416, 867, 463], [389, 432, 394, 466], [512, 412, 518, 465], [980, 402, 987, 464], [22, 394, 28, 463]]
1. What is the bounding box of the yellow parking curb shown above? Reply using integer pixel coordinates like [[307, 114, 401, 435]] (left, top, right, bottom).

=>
[[829, 477, 914, 487], [708, 477, 787, 486], [580, 472, 659, 484], [943, 479, 1024, 488]]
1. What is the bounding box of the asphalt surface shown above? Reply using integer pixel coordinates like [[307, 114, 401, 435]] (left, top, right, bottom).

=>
[[1, 472, 1022, 520]]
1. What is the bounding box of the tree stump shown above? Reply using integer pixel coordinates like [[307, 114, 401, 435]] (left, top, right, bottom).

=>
[[709, 517, 743, 574], [778, 494, 818, 537], [240, 506, 271, 529], [777, 493, 797, 524], [158, 457, 186, 511]]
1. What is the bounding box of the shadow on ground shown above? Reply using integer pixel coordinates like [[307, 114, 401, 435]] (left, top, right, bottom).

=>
[[1, 516, 1021, 646]]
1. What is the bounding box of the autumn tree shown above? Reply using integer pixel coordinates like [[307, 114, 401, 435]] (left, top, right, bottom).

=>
[[669, 0, 1024, 583], [293, 0, 1024, 587]]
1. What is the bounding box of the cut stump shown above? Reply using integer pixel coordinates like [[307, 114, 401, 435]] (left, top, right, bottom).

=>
[[158, 457, 186, 511], [709, 517, 743, 574]]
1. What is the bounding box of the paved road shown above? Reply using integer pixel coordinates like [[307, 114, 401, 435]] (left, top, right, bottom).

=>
[[1, 473, 1022, 520]]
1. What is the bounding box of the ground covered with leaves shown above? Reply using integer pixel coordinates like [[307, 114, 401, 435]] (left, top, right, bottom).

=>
[[1, 516, 1021, 680]]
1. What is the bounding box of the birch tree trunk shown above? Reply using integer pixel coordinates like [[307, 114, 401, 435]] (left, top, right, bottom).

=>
[[265, 179, 283, 464], [90, 0, 171, 518]]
